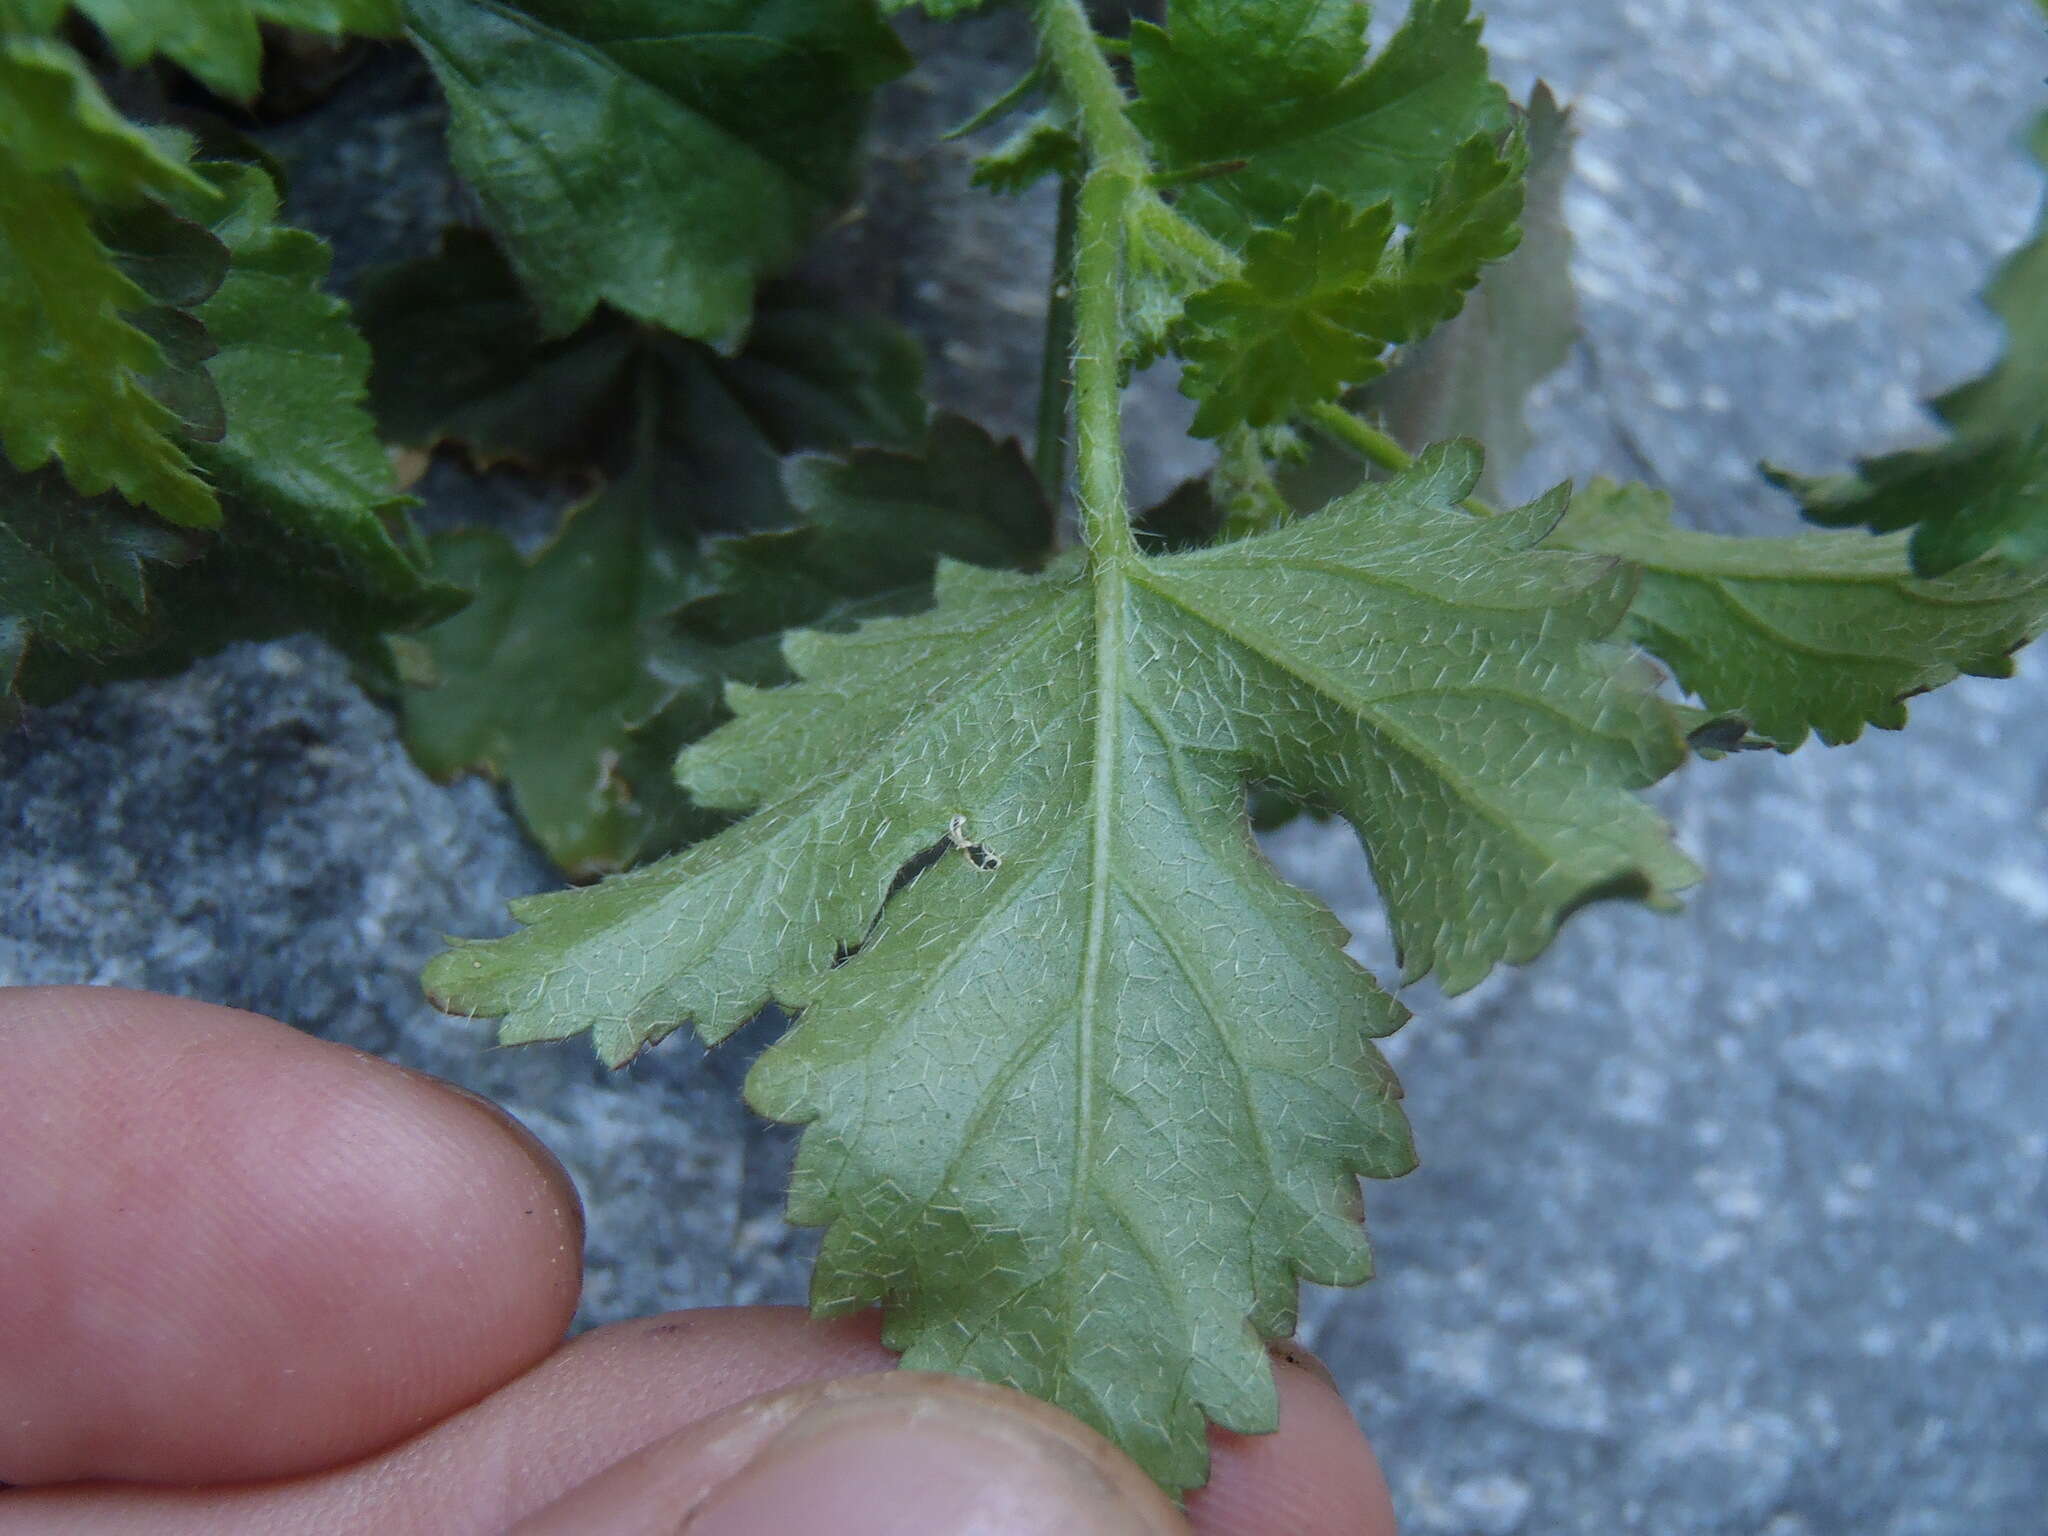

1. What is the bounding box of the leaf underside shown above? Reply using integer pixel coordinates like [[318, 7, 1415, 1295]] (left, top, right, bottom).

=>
[[1554, 480, 2048, 749], [428, 445, 1698, 1488]]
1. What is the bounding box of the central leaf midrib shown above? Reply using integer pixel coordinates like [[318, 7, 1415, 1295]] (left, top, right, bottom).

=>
[[1067, 555, 1126, 1323]]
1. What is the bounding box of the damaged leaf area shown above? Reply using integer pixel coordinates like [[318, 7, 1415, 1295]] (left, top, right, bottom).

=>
[[427, 445, 1697, 1489]]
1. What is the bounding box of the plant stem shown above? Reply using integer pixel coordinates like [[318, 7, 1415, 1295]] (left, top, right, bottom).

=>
[[1071, 167, 1137, 563], [1033, 0, 1148, 177], [1034, 174, 1079, 514], [1034, 0, 1142, 564], [1307, 401, 1501, 516]]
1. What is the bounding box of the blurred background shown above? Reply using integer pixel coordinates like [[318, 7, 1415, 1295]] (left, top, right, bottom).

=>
[[4, 2, 2046, 1530]]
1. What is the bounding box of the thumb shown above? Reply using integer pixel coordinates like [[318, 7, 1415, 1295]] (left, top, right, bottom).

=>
[[512, 1371, 1189, 1535]]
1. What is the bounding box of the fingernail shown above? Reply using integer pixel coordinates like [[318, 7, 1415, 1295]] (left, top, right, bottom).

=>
[[1269, 1338, 1343, 1396], [681, 1376, 1182, 1536]]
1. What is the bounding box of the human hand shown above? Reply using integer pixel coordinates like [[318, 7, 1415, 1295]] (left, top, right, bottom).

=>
[[0, 986, 1396, 1533]]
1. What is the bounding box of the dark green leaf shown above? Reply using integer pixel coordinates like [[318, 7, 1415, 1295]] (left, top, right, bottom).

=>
[[3, 157, 458, 712], [402, 0, 909, 348], [1553, 479, 2048, 748], [401, 486, 721, 880], [1131, 0, 1511, 240], [360, 232, 925, 473]]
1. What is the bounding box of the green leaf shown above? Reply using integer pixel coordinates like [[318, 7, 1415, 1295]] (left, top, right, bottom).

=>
[[2, 160, 458, 712], [0, 459, 198, 659], [402, 0, 909, 348], [359, 231, 925, 472], [53, 0, 401, 101], [0, 157, 220, 526], [970, 110, 1084, 195], [178, 164, 424, 579], [1363, 84, 1577, 500], [1773, 114, 2048, 574], [1131, 0, 1511, 241], [401, 487, 717, 880], [426, 445, 1696, 1486], [375, 235, 945, 874], [0, 38, 207, 202], [1179, 133, 1525, 436], [1552, 479, 2048, 749]]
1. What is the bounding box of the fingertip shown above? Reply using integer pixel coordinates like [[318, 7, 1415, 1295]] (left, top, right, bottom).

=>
[[0, 986, 584, 1485], [1186, 1345, 1396, 1536]]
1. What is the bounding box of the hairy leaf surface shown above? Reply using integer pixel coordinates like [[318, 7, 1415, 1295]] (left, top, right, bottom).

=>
[[402, 0, 908, 348], [1131, 0, 1511, 240], [1554, 480, 2048, 748], [428, 445, 1696, 1485], [1774, 114, 2048, 574]]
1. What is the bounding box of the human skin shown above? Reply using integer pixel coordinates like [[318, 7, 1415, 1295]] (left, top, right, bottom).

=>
[[0, 986, 1397, 1534]]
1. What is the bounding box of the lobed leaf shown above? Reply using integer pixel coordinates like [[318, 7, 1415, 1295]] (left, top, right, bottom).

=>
[[1553, 479, 2048, 748], [1773, 114, 2048, 573], [3, 157, 456, 711], [1179, 133, 1525, 436], [374, 238, 948, 874], [428, 445, 1698, 1484]]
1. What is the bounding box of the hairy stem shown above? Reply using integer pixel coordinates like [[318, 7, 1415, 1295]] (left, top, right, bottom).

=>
[[1033, 0, 1148, 177], [1035, 174, 1080, 518], [1035, 0, 1142, 564], [1072, 167, 1137, 563]]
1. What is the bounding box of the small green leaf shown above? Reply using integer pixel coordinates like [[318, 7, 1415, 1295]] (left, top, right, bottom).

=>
[[1179, 133, 1524, 436], [403, 488, 717, 880], [1774, 113, 2048, 574], [1364, 84, 1577, 500], [1553, 479, 2048, 749], [428, 446, 1696, 1486], [971, 110, 1084, 195], [177, 163, 422, 570], [60, 0, 402, 102], [402, 0, 909, 348], [1131, 0, 1511, 240]]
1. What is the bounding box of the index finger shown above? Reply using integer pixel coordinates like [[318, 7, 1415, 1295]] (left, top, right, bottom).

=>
[[0, 986, 584, 1486]]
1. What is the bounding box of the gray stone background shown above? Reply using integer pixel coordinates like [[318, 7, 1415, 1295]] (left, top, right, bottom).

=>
[[4, 2, 2046, 1531]]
